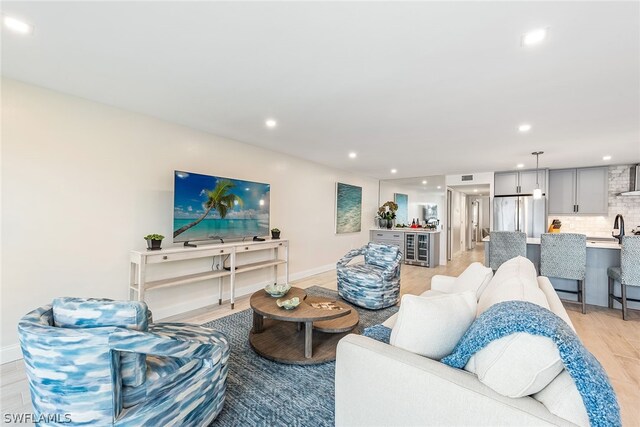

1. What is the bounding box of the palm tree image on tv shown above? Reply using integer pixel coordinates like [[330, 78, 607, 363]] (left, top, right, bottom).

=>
[[173, 179, 243, 238], [173, 171, 271, 242]]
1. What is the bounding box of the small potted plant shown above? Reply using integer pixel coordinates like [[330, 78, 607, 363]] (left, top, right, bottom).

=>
[[271, 228, 281, 239], [144, 234, 165, 251]]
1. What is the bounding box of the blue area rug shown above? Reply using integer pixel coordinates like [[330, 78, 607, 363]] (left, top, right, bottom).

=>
[[202, 286, 398, 427]]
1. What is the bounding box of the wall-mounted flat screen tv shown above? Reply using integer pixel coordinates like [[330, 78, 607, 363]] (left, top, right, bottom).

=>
[[173, 170, 270, 243]]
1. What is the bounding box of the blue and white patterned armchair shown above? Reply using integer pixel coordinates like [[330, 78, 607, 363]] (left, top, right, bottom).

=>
[[18, 297, 229, 426], [337, 243, 402, 310]]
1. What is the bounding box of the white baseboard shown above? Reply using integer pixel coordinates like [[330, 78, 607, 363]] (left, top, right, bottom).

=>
[[288, 263, 335, 282], [0, 344, 22, 364], [0, 263, 337, 364]]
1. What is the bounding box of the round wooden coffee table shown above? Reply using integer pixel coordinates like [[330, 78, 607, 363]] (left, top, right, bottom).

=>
[[249, 287, 359, 365]]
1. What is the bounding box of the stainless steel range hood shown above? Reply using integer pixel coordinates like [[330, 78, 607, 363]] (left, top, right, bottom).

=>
[[620, 165, 640, 196]]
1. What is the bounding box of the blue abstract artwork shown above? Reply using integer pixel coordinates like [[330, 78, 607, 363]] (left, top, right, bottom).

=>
[[336, 182, 362, 234], [394, 193, 408, 225]]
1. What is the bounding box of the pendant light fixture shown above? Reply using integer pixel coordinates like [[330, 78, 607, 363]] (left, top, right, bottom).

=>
[[532, 151, 544, 199]]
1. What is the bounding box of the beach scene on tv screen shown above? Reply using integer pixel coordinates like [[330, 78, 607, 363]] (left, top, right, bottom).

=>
[[173, 171, 270, 242]]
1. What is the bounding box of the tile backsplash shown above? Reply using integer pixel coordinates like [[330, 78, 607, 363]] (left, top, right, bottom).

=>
[[548, 165, 640, 238]]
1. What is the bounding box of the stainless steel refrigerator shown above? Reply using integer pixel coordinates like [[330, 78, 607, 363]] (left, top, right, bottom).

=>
[[493, 196, 547, 238]]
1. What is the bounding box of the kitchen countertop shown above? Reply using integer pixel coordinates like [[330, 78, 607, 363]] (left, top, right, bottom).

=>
[[371, 228, 441, 233], [482, 236, 621, 250]]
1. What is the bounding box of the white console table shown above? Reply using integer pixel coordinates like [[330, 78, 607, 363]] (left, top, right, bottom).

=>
[[129, 239, 289, 309]]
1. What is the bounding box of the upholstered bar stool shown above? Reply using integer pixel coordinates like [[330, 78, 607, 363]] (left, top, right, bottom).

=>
[[540, 233, 587, 314], [489, 231, 527, 271], [608, 236, 640, 320]]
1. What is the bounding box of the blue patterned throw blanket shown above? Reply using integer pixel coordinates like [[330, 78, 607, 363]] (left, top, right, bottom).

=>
[[363, 324, 392, 343], [441, 301, 620, 427]]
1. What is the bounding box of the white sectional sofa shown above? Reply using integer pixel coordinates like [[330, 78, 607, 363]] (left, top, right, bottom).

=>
[[335, 257, 585, 427]]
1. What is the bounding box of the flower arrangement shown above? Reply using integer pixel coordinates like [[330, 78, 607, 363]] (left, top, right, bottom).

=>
[[377, 201, 398, 220]]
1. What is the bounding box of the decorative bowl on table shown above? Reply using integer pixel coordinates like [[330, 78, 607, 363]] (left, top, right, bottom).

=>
[[264, 283, 291, 298], [276, 297, 300, 310]]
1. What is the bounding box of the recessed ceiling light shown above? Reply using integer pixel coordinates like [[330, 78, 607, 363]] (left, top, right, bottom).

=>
[[518, 124, 532, 133], [3, 15, 32, 34], [602, 155, 612, 161], [348, 152, 357, 159], [390, 169, 397, 174], [422, 180, 427, 185], [522, 28, 547, 46], [265, 119, 277, 128], [517, 163, 525, 168]]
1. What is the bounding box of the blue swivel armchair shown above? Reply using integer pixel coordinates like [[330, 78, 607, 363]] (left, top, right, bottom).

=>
[[337, 243, 402, 310], [18, 297, 229, 426]]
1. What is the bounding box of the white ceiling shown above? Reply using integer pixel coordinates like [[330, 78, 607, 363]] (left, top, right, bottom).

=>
[[449, 184, 491, 196], [380, 174, 446, 194], [2, 2, 639, 178]]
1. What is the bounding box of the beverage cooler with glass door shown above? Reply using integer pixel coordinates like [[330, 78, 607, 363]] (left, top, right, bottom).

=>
[[404, 232, 440, 267]]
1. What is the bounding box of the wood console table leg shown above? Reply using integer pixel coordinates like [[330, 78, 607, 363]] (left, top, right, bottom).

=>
[[305, 321, 313, 358], [129, 262, 136, 300], [253, 311, 264, 333], [230, 251, 236, 309], [285, 244, 289, 284], [136, 262, 146, 302]]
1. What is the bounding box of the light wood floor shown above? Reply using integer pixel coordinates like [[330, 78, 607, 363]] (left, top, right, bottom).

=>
[[2, 243, 639, 426]]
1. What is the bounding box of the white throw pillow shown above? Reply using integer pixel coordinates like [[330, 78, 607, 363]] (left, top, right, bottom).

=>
[[477, 256, 550, 315], [467, 256, 561, 397], [454, 262, 494, 299], [464, 333, 563, 397], [390, 292, 476, 360], [381, 290, 446, 329], [533, 370, 589, 427]]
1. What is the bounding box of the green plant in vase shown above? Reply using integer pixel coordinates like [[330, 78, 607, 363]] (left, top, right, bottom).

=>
[[144, 234, 165, 251]]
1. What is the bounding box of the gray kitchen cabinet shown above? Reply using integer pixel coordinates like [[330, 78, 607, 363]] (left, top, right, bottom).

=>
[[548, 169, 577, 214], [576, 167, 608, 214], [548, 167, 608, 215], [519, 170, 546, 195], [494, 172, 519, 195], [494, 170, 547, 196]]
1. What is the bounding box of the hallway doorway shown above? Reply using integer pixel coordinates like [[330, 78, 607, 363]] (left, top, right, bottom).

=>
[[446, 184, 490, 264]]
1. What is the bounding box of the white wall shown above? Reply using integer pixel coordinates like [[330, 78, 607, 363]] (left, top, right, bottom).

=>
[[1, 79, 379, 361], [450, 190, 464, 255], [480, 196, 491, 230]]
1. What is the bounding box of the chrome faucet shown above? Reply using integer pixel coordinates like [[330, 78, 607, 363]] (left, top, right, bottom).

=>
[[612, 214, 625, 244]]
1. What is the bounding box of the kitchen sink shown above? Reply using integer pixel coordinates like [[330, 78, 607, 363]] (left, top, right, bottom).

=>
[[586, 236, 618, 243]]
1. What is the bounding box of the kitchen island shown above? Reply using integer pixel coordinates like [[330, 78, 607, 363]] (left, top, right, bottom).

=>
[[483, 236, 637, 309]]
